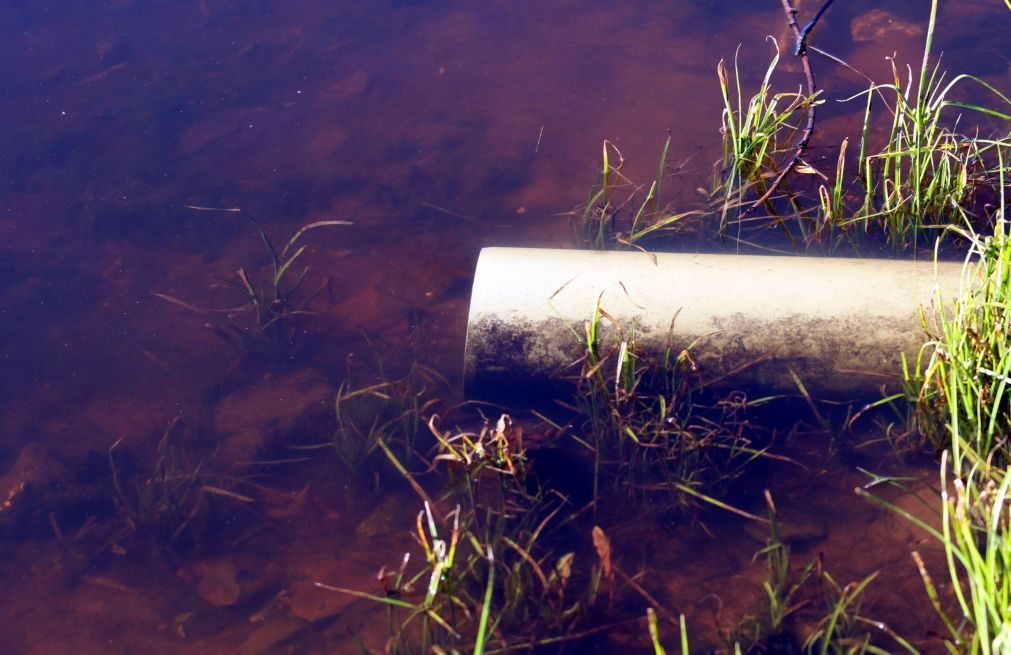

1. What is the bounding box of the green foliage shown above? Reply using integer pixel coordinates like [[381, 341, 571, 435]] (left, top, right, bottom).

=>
[[871, 141, 1011, 655], [759, 495, 815, 635], [567, 299, 769, 512], [717, 39, 820, 244], [859, 453, 1011, 655], [802, 571, 885, 655], [845, 0, 1011, 250], [580, 0, 1009, 255], [907, 184, 1011, 462], [155, 206, 351, 357], [320, 414, 599, 654], [648, 609, 691, 655], [329, 362, 440, 474], [932, 454, 1011, 655], [573, 135, 707, 249]]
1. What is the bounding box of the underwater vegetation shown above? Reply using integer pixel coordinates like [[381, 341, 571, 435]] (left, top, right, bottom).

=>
[[108, 416, 261, 557], [154, 206, 351, 363]]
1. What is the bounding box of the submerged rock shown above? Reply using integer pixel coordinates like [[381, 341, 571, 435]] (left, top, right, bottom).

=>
[[287, 552, 384, 623], [287, 579, 355, 623], [194, 558, 242, 607], [355, 493, 419, 539], [850, 10, 922, 42], [213, 369, 332, 465], [744, 515, 828, 546], [187, 554, 282, 608], [0, 442, 107, 539], [237, 617, 306, 655]]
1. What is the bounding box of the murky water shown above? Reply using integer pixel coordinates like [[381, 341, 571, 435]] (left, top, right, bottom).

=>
[[1, 0, 1007, 653]]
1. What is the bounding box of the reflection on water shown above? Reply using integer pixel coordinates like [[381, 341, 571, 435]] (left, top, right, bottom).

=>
[[0, 0, 1007, 652]]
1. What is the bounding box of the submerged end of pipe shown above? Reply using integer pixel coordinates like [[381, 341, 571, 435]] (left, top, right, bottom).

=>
[[463, 313, 576, 405]]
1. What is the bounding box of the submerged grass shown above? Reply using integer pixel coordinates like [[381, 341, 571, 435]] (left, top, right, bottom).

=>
[[108, 416, 256, 554], [320, 414, 610, 653], [155, 206, 350, 360], [706, 490, 916, 655], [563, 298, 773, 515], [328, 360, 442, 475]]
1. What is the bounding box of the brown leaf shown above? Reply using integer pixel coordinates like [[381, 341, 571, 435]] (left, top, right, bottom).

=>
[[591, 526, 613, 580]]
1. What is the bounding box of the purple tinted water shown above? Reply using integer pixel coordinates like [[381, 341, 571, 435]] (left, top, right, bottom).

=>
[[0, 0, 1007, 652]]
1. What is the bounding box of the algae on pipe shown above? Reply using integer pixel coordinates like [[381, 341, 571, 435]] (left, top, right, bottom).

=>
[[464, 248, 965, 402]]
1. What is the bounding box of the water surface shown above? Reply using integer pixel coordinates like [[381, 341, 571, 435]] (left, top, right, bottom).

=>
[[1, 0, 1007, 652]]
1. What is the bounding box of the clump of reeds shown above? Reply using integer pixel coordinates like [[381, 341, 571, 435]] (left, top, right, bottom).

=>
[[317, 414, 609, 653], [706, 491, 915, 655], [108, 416, 255, 554], [859, 448, 1011, 655], [580, 0, 1009, 256], [718, 0, 1010, 253], [564, 299, 768, 514], [906, 169, 1011, 462], [844, 1, 1011, 251], [862, 146, 1011, 654], [572, 135, 707, 249], [155, 206, 350, 360], [717, 39, 822, 245], [325, 359, 442, 475]]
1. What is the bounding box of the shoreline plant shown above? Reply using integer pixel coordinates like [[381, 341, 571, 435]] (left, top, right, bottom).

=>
[[865, 144, 1010, 655], [574, 1, 1010, 257]]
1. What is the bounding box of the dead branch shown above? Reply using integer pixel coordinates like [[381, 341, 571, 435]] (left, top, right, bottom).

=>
[[744, 0, 835, 215]]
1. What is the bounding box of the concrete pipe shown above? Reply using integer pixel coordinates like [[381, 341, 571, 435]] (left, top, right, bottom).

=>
[[463, 247, 966, 402]]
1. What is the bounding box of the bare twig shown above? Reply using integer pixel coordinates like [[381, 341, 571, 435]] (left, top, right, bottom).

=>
[[744, 0, 834, 215]]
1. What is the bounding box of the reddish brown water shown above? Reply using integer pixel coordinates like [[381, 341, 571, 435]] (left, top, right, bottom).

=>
[[1, 1, 1007, 653]]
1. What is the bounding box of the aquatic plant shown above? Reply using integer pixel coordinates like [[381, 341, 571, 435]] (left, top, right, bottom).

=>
[[842, 0, 1011, 251], [563, 298, 771, 514], [581, 0, 1009, 257], [698, 490, 919, 655], [902, 144, 1010, 462], [647, 608, 691, 655], [317, 414, 611, 653], [924, 454, 1011, 655], [573, 139, 625, 250], [800, 569, 886, 655], [325, 360, 442, 475], [571, 134, 709, 250], [108, 417, 254, 553], [865, 151, 1011, 655], [859, 451, 1011, 655], [757, 492, 815, 639], [716, 38, 822, 246], [155, 206, 350, 359]]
